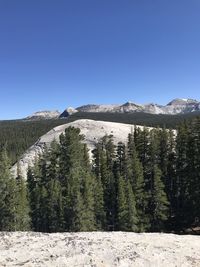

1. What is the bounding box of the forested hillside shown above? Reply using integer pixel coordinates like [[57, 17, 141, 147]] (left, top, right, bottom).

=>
[[0, 119, 69, 164], [68, 110, 200, 128], [1, 111, 200, 165], [0, 117, 200, 233]]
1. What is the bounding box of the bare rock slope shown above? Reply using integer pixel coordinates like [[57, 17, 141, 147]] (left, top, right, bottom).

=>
[[12, 119, 151, 178], [26, 110, 60, 120], [0, 232, 200, 267]]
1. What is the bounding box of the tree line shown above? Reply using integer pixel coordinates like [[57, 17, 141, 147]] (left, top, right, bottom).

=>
[[1, 111, 199, 165], [0, 118, 69, 164], [0, 117, 200, 232]]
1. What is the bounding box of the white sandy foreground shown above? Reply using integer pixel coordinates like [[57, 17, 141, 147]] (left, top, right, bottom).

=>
[[0, 232, 199, 267]]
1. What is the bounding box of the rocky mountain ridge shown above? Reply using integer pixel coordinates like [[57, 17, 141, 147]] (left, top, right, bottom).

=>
[[72, 98, 200, 115], [25, 110, 60, 120], [25, 98, 200, 120]]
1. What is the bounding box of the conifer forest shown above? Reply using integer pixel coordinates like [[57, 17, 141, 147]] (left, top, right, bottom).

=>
[[0, 117, 200, 233]]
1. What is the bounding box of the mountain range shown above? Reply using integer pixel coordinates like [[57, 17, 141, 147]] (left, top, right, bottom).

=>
[[25, 98, 200, 120]]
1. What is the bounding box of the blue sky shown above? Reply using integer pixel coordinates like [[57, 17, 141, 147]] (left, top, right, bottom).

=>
[[0, 0, 200, 119]]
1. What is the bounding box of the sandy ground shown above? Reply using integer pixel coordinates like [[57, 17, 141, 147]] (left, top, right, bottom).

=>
[[0, 232, 199, 267]]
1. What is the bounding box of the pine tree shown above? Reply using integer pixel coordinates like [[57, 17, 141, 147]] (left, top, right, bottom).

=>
[[117, 174, 128, 230], [15, 164, 31, 231], [45, 142, 64, 232], [116, 171, 138, 232], [127, 133, 148, 231], [58, 127, 96, 231], [92, 144, 106, 230], [116, 142, 127, 177], [125, 179, 138, 232], [166, 129, 177, 230], [27, 159, 44, 231], [184, 118, 200, 227], [149, 165, 169, 231], [146, 130, 169, 231], [94, 176, 106, 230], [46, 179, 64, 232], [158, 128, 169, 181], [59, 127, 85, 183], [67, 167, 85, 231], [0, 146, 10, 230], [0, 146, 17, 231], [175, 122, 190, 229], [93, 136, 117, 230], [81, 171, 96, 231]]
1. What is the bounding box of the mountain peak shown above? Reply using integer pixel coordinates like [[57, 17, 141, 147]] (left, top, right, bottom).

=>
[[167, 98, 198, 106], [26, 110, 60, 120], [122, 101, 140, 106], [59, 107, 78, 118]]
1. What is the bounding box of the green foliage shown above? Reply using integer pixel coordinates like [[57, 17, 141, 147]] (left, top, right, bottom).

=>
[[116, 174, 128, 230], [15, 167, 31, 231], [149, 165, 169, 231], [68, 111, 200, 129], [1, 116, 200, 233], [0, 147, 30, 231], [1, 112, 200, 166], [0, 118, 69, 164]]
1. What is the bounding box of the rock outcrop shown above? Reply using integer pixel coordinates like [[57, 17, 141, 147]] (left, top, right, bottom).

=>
[[11, 119, 152, 178], [25, 110, 60, 120], [0, 232, 199, 266]]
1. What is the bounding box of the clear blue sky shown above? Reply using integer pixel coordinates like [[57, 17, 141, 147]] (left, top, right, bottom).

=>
[[0, 0, 200, 119]]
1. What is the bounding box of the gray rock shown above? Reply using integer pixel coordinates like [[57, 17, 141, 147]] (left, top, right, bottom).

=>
[[11, 119, 152, 178]]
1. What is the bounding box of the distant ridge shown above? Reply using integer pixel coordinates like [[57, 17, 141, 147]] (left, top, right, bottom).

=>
[[26, 110, 60, 120], [60, 98, 200, 117], [24, 98, 200, 121]]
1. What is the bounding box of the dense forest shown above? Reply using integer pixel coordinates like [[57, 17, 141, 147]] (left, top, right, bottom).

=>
[[0, 118, 69, 164], [0, 117, 200, 233], [68, 110, 200, 128], [1, 111, 200, 165]]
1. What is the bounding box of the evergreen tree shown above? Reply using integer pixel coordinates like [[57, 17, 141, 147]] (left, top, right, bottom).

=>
[[93, 175, 106, 230], [116, 174, 138, 232], [149, 165, 169, 231], [166, 129, 177, 230], [93, 136, 117, 230], [92, 143, 106, 230], [127, 133, 148, 231], [184, 118, 200, 226], [27, 158, 44, 231], [15, 164, 31, 231], [117, 174, 128, 230], [46, 179, 64, 232], [59, 127, 96, 231], [81, 171, 96, 231], [175, 122, 190, 229], [116, 142, 127, 177], [147, 130, 169, 231], [125, 179, 138, 232], [0, 146, 17, 231]]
